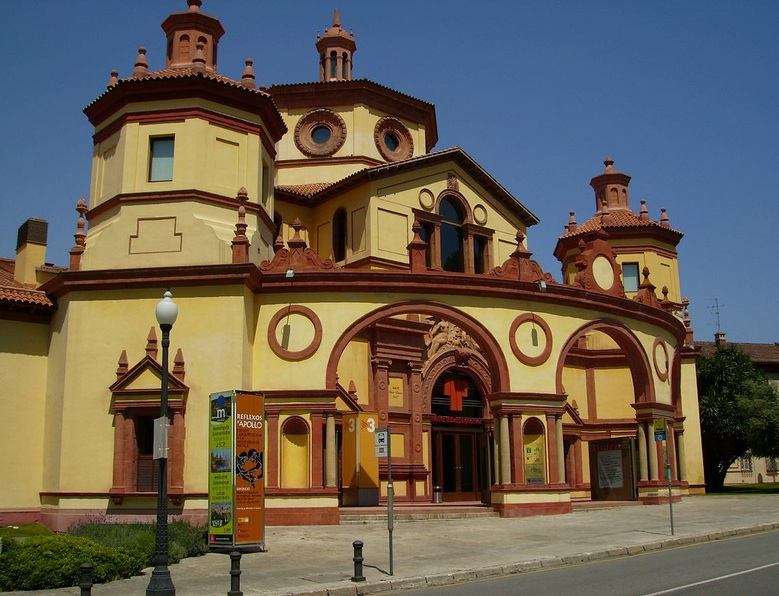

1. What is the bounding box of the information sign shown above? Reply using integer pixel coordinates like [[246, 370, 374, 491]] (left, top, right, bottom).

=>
[[208, 390, 265, 550]]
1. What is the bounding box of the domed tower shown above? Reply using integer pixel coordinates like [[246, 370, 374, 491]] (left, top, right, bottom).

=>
[[81, 0, 286, 271], [270, 11, 437, 189], [554, 158, 685, 307], [161, 0, 224, 71], [316, 10, 357, 82]]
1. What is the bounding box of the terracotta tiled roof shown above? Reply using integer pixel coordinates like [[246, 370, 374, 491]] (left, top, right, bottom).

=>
[[127, 68, 270, 92], [698, 340, 779, 365], [0, 258, 54, 308], [282, 147, 538, 226], [275, 183, 334, 198], [560, 209, 683, 240]]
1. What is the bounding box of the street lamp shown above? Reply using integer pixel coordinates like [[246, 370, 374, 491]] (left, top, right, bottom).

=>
[[147, 290, 178, 595]]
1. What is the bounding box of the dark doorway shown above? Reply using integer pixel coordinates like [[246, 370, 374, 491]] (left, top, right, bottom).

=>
[[431, 371, 489, 502]]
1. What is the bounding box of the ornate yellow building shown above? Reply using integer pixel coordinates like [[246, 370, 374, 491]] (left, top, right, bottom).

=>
[[0, 1, 703, 531]]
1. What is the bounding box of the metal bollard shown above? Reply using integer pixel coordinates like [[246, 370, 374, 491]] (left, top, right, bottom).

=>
[[228, 550, 243, 596], [79, 563, 93, 596], [351, 540, 366, 582]]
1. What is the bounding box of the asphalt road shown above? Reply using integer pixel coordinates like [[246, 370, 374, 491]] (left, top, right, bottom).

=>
[[401, 530, 779, 595]]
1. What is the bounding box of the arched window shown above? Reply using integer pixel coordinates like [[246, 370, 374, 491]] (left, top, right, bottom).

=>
[[332, 207, 347, 262], [330, 51, 338, 79], [342, 52, 349, 79], [523, 418, 546, 485], [281, 416, 310, 488], [178, 35, 190, 60], [440, 197, 465, 272]]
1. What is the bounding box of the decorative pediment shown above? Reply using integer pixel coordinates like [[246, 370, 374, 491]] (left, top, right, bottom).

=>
[[109, 327, 188, 406], [489, 231, 555, 284], [260, 218, 338, 273]]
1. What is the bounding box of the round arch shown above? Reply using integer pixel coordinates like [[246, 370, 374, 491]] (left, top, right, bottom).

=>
[[554, 318, 655, 404], [325, 300, 509, 392]]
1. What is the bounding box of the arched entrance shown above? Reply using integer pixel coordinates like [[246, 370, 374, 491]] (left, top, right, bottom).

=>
[[430, 370, 490, 502], [327, 302, 505, 506]]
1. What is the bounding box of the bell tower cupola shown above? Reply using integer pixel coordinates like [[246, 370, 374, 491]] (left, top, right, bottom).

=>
[[161, 0, 225, 72], [590, 157, 632, 212], [316, 9, 356, 81]]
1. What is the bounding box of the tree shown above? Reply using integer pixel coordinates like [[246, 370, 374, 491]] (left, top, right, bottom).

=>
[[696, 345, 779, 491]]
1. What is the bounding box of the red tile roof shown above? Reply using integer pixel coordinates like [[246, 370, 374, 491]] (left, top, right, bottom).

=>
[[0, 258, 54, 308], [560, 209, 683, 240], [698, 340, 779, 365]]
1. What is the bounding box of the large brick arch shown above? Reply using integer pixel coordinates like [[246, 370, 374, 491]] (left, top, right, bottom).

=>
[[555, 318, 655, 404], [325, 300, 509, 392]]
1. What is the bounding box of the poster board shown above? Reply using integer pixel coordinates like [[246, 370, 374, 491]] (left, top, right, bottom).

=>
[[208, 390, 265, 550], [588, 437, 637, 501]]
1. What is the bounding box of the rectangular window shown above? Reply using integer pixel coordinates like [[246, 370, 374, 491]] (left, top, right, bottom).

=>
[[149, 136, 174, 182], [136, 416, 159, 492], [473, 236, 488, 274], [623, 262, 640, 292]]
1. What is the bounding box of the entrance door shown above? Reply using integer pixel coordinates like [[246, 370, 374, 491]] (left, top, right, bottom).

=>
[[435, 430, 480, 501]]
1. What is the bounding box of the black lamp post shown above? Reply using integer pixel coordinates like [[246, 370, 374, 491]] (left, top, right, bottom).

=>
[[147, 290, 178, 595]]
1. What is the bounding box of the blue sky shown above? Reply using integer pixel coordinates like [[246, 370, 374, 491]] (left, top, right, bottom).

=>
[[1, 1, 777, 343]]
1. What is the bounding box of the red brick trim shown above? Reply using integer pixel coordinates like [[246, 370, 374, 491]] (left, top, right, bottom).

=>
[[267, 305, 323, 360], [509, 313, 553, 365]]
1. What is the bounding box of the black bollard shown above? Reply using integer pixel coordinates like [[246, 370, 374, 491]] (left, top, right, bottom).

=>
[[228, 551, 243, 596], [79, 563, 93, 596], [351, 540, 366, 582]]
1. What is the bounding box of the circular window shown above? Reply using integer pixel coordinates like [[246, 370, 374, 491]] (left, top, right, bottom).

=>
[[374, 117, 413, 161], [384, 132, 400, 151], [295, 109, 347, 157], [311, 125, 332, 145]]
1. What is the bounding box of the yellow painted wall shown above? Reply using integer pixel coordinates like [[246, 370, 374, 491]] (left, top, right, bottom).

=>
[[40, 287, 252, 497], [0, 320, 49, 508], [593, 368, 636, 419]]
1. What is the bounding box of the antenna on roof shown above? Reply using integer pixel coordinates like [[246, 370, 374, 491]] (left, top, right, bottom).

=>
[[710, 298, 724, 332]]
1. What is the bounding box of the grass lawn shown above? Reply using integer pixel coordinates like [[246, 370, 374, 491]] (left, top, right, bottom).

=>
[[715, 483, 779, 495], [0, 523, 53, 539]]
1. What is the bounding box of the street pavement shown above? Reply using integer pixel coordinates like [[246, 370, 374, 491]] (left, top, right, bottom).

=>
[[8, 494, 779, 596]]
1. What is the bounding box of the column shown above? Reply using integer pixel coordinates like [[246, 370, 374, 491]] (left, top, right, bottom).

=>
[[511, 414, 524, 484], [492, 423, 500, 486], [312, 413, 324, 488], [676, 432, 687, 481], [546, 414, 558, 484], [267, 413, 279, 489], [111, 411, 126, 492], [325, 414, 337, 488], [500, 414, 511, 485], [648, 420, 659, 481], [372, 357, 391, 426], [637, 421, 648, 482], [556, 416, 565, 483]]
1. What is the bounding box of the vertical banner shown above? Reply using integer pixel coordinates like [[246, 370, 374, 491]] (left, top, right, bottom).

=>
[[234, 391, 265, 547], [208, 390, 265, 550], [208, 391, 234, 546], [341, 412, 379, 506]]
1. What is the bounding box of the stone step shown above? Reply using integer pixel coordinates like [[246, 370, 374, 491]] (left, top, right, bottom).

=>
[[339, 505, 499, 524]]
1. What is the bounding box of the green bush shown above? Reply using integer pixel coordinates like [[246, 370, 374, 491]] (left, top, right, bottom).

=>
[[71, 520, 207, 566], [0, 534, 145, 591]]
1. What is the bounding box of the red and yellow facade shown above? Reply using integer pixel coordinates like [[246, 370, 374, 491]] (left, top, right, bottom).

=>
[[0, 2, 704, 531]]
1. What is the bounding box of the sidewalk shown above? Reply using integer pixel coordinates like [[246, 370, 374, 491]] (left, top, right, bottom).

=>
[[10, 494, 779, 596]]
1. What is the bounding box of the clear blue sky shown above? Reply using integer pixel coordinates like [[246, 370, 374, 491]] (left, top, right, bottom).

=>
[[1, 1, 777, 343]]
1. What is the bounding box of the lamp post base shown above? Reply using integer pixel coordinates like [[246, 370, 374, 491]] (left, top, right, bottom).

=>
[[146, 565, 176, 595]]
